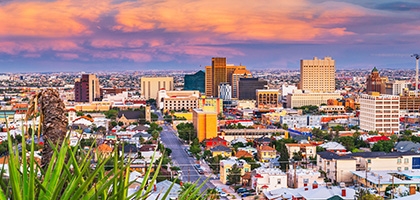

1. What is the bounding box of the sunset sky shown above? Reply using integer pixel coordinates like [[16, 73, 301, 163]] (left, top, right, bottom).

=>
[[1, 0, 420, 72]]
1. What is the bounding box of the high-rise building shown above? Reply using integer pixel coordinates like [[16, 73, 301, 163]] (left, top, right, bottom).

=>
[[366, 67, 388, 94], [205, 57, 246, 97], [359, 93, 400, 133], [300, 56, 335, 93], [231, 69, 252, 98], [385, 80, 408, 95], [74, 74, 100, 103], [184, 70, 205, 93], [140, 77, 173, 100], [238, 78, 267, 100], [218, 83, 232, 101]]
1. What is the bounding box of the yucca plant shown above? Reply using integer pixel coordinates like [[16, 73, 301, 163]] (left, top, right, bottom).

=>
[[0, 88, 209, 199]]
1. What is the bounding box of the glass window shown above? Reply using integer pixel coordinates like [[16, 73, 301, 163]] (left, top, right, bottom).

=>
[[397, 159, 401, 164], [277, 179, 281, 184], [367, 159, 371, 164]]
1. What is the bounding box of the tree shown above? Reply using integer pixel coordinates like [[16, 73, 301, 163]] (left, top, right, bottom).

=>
[[104, 109, 119, 119], [338, 136, 355, 151], [371, 140, 394, 153], [292, 152, 303, 161], [273, 140, 289, 171], [27, 88, 68, 167], [176, 122, 196, 142], [76, 111, 84, 117], [282, 123, 288, 130], [151, 113, 158, 121], [227, 164, 242, 185]]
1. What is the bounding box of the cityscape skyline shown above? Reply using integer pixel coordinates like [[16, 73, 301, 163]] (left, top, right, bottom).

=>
[[1, 0, 420, 72]]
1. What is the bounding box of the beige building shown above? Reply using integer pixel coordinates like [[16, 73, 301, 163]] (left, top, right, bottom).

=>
[[205, 57, 247, 97], [286, 90, 341, 108], [157, 89, 200, 111], [140, 77, 173, 100], [319, 105, 345, 114], [74, 102, 111, 112], [359, 93, 400, 133], [232, 69, 252, 98], [285, 143, 317, 159], [220, 158, 251, 184], [317, 152, 356, 184], [287, 168, 324, 188], [251, 167, 287, 194], [256, 89, 280, 109], [300, 56, 335, 93]]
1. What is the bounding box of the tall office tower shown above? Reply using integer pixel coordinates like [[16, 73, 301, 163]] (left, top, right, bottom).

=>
[[238, 78, 268, 100], [231, 69, 252, 98], [218, 83, 232, 101], [74, 74, 100, 103], [359, 93, 400, 133], [366, 67, 388, 94], [300, 56, 335, 93], [205, 57, 246, 97], [140, 77, 173, 100], [184, 70, 205, 93]]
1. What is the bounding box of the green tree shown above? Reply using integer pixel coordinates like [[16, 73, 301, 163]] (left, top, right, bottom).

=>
[[151, 113, 158, 122], [227, 164, 242, 185], [176, 122, 196, 142], [338, 136, 355, 151], [371, 140, 394, 153], [282, 123, 288, 130], [76, 111, 84, 117], [104, 109, 118, 119]]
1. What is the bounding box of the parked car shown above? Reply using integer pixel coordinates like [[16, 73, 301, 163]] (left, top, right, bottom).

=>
[[241, 192, 254, 197], [194, 164, 201, 170], [237, 188, 248, 194], [220, 192, 227, 198], [197, 168, 204, 174]]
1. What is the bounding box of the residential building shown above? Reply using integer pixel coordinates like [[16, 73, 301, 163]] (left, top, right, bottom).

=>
[[192, 109, 217, 142], [235, 150, 254, 159], [287, 168, 324, 188], [286, 90, 342, 108], [238, 78, 267, 100], [204, 137, 228, 149], [263, 184, 356, 200], [73, 101, 111, 112], [395, 141, 420, 153], [256, 89, 279, 109], [184, 70, 205, 93], [74, 74, 100, 103], [280, 115, 322, 129], [156, 89, 200, 111], [319, 105, 345, 114], [299, 56, 335, 93], [251, 167, 287, 194], [219, 157, 251, 184], [140, 77, 173, 100], [117, 110, 144, 126], [366, 67, 388, 94], [317, 152, 356, 184], [400, 96, 420, 112], [218, 82, 232, 100], [220, 129, 284, 142], [285, 143, 317, 159], [359, 93, 400, 133], [205, 57, 247, 97], [231, 69, 252, 98], [210, 145, 232, 157], [257, 145, 277, 163], [319, 142, 346, 152]]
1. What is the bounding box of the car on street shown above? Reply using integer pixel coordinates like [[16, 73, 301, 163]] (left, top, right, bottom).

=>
[[197, 168, 204, 174], [220, 192, 227, 198], [241, 192, 255, 197], [236, 188, 248, 194]]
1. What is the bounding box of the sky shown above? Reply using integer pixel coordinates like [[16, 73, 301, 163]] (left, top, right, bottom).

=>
[[1, 0, 420, 72]]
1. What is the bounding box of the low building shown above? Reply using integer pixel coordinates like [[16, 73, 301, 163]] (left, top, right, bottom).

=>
[[219, 157, 251, 184], [117, 110, 144, 126], [219, 129, 284, 142], [204, 137, 228, 149], [285, 143, 317, 159], [317, 152, 356, 184], [263, 184, 356, 200], [319, 105, 345, 114], [157, 89, 200, 111], [256, 89, 280, 109], [319, 142, 347, 152], [251, 166, 287, 194], [235, 150, 254, 159], [287, 168, 324, 188], [257, 145, 277, 163], [286, 91, 342, 108], [210, 145, 232, 157]]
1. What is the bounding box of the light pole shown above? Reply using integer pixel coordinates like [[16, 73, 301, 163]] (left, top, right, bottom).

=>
[[412, 54, 420, 97]]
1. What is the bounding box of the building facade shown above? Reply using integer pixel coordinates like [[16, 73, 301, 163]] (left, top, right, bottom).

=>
[[220, 158, 251, 184], [157, 89, 200, 111], [184, 70, 205, 93], [140, 77, 173, 100], [256, 89, 279, 109], [300, 57, 335, 93], [366, 67, 388, 94], [198, 97, 223, 114], [238, 78, 268, 100], [232, 69, 252, 98], [192, 109, 218, 142], [218, 82, 232, 101], [286, 90, 341, 108], [74, 74, 100, 103], [205, 57, 247, 97], [359, 93, 400, 133]]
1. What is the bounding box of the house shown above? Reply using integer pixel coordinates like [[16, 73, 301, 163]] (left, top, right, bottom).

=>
[[139, 144, 161, 162], [131, 125, 149, 132], [395, 141, 420, 153], [238, 146, 257, 156], [366, 135, 390, 144], [319, 142, 346, 152], [204, 137, 228, 149], [132, 132, 152, 144], [96, 143, 113, 160], [71, 116, 94, 126], [219, 157, 251, 184], [263, 183, 356, 200], [285, 143, 317, 159], [251, 166, 287, 194], [147, 180, 181, 200], [235, 150, 253, 159], [121, 144, 138, 159], [210, 145, 232, 157], [317, 151, 356, 184], [257, 145, 276, 163], [287, 167, 324, 188], [254, 136, 271, 147], [117, 111, 144, 126]]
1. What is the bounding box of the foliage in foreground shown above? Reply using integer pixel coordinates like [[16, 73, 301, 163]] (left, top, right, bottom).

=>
[[0, 130, 209, 199]]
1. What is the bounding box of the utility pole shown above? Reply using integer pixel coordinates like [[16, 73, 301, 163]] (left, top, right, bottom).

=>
[[188, 166, 190, 182], [391, 175, 395, 199], [293, 161, 297, 188], [412, 54, 420, 97]]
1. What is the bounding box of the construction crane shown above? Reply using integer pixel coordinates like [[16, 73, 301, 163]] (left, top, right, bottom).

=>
[[412, 54, 420, 97]]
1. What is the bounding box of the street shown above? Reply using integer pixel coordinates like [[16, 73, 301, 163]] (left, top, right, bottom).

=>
[[160, 124, 216, 194]]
